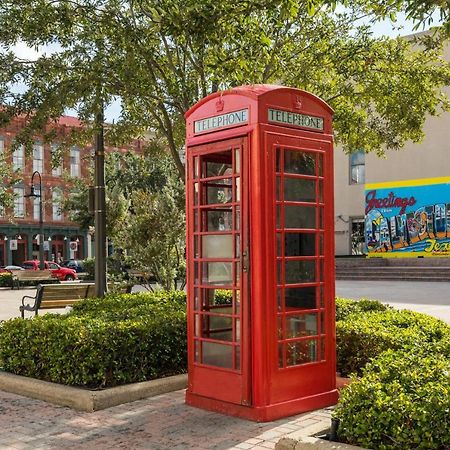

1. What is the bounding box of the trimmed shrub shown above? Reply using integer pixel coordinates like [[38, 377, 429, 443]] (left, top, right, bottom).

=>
[[0, 272, 13, 287], [336, 297, 390, 322], [334, 348, 450, 449], [0, 291, 187, 388], [336, 309, 449, 376]]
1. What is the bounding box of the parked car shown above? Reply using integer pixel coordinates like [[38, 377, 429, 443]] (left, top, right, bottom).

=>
[[0, 265, 24, 273], [60, 259, 85, 273], [21, 260, 78, 281]]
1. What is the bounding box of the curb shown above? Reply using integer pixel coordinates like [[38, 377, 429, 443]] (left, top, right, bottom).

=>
[[275, 421, 364, 450], [0, 371, 187, 412]]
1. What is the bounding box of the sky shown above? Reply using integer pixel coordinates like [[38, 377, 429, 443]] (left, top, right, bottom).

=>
[[10, 12, 442, 123]]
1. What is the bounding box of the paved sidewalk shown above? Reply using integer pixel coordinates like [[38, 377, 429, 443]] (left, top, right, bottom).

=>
[[0, 389, 331, 449]]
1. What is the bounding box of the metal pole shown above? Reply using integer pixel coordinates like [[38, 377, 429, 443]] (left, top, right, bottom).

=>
[[94, 108, 107, 297], [38, 174, 44, 270]]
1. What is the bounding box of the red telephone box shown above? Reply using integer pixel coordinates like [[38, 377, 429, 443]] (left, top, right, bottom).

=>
[[185, 85, 338, 421]]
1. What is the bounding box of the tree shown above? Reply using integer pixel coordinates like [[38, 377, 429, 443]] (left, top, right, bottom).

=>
[[0, 0, 448, 199], [63, 148, 186, 290]]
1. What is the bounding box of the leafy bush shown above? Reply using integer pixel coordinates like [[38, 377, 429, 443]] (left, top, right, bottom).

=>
[[337, 309, 449, 376], [336, 297, 390, 322], [334, 348, 450, 449], [0, 291, 187, 388], [0, 272, 12, 287]]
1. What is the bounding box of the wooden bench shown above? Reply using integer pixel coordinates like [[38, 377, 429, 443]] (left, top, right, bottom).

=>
[[12, 270, 56, 289], [20, 283, 96, 318], [19, 283, 133, 318]]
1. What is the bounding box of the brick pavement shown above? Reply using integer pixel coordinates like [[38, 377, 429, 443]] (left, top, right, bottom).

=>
[[0, 389, 332, 450]]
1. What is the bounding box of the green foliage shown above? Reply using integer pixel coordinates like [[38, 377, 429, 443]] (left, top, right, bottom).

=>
[[335, 297, 391, 321], [0, 0, 448, 195], [81, 258, 95, 280], [336, 308, 449, 376], [0, 291, 187, 388], [0, 272, 13, 287], [334, 348, 450, 449]]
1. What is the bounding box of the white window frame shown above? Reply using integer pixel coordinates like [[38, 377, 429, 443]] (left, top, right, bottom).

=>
[[33, 187, 42, 221], [13, 187, 25, 218], [52, 188, 63, 221], [70, 146, 80, 177], [51, 144, 62, 176], [350, 150, 365, 185], [13, 145, 25, 171], [33, 142, 44, 173]]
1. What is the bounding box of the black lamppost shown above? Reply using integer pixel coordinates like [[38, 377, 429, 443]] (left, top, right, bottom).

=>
[[25, 171, 45, 270]]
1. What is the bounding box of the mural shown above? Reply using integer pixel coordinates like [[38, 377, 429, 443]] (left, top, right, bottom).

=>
[[365, 177, 450, 257]]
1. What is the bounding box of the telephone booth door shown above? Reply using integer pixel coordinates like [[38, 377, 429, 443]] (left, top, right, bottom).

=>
[[186, 136, 251, 406]]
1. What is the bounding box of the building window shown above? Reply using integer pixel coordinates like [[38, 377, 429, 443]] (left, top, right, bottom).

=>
[[51, 144, 62, 176], [33, 142, 44, 173], [350, 150, 365, 185], [70, 146, 80, 177], [52, 188, 63, 221], [33, 187, 42, 221], [14, 187, 25, 218], [13, 145, 25, 171]]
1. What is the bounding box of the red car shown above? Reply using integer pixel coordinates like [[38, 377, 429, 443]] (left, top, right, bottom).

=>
[[22, 260, 78, 281]]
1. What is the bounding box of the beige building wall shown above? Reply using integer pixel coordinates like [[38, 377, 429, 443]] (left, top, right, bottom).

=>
[[334, 38, 450, 255]]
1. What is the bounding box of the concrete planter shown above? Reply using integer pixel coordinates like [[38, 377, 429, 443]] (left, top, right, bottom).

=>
[[0, 371, 187, 412]]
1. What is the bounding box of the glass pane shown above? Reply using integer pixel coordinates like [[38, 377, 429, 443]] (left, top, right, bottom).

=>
[[278, 343, 284, 368], [234, 148, 240, 174], [319, 180, 323, 203], [235, 178, 240, 202], [235, 261, 240, 284], [205, 180, 233, 204], [285, 151, 315, 175], [277, 261, 282, 284], [193, 156, 199, 178], [277, 205, 282, 229], [235, 207, 240, 231], [202, 234, 233, 258], [194, 314, 200, 337], [278, 316, 283, 339], [319, 233, 324, 255], [194, 262, 199, 284], [235, 290, 240, 314], [285, 260, 316, 284], [320, 311, 325, 335], [203, 289, 233, 308], [319, 207, 324, 229], [194, 235, 199, 257], [286, 313, 318, 338], [194, 288, 199, 310], [277, 288, 283, 310], [285, 205, 316, 229], [194, 210, 198, 230], [285, 233, 315, 256], [277, 233, 282, 256], [235, 234, 241, 258], [202, 342, 232, 368], [286, 339, 318, 366], [276, 148, 282, 172], [318, 154, 323, 176], [235, 318, 240, 342], [205, 157, 232, 177], [195, 340, 200, 362], [202, 315, 233, 341], [321, 338, 326, 361], [202, 262, 232, 285], [320, 285, 324, 308], [194, 183, 199, 205], [284, 178, 316, 202], [285, 286, 317, 310], [350, 150, 365, 165], [276, 176, 281, 200], [205, 210, 232, 231], [320, 259, 325, 282]]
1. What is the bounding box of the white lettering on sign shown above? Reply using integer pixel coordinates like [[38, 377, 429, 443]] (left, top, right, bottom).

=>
[[194, 109, 249, 134], [268, 108, 324, 131]]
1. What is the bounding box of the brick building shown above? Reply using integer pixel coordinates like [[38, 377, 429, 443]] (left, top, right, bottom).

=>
[[0, 115, 139, 267]]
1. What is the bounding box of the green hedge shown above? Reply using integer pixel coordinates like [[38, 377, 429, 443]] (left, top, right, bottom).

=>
[[0, 272, 12, 287], [334, 348, 450, 449], [336, 308, 449, 376], [335, 297, 391, 322], [0, 291, 187, 388]]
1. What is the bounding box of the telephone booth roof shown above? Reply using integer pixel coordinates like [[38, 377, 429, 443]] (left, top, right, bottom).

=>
[[185, 84, 333, 140]]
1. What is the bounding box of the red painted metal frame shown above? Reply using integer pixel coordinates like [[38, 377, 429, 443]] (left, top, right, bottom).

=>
[[185, 85, 337, 422]]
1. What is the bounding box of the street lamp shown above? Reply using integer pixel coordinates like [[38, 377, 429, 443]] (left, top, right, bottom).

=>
[[25, 171, 45, 270]]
